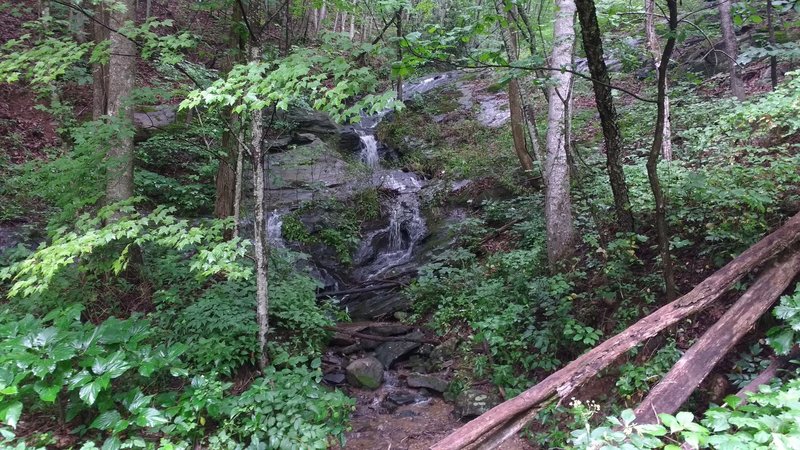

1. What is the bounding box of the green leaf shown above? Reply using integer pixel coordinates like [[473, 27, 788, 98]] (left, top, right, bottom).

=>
[[0, 401, 23, 429], [79, 379, 102, 405], [91, 410, 121, 430], [34, 382, 61, 403], [102, 436, 121, 450], [135, 407, 168, 427]]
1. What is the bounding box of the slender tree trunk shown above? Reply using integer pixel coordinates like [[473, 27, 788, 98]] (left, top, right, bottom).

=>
[[543, 0, 577, 266], [105, 0, 136, 205], [648, 0, 678, 300], [349, 14, 356, 39], [645, 0, 673, 161], [250, 48, 269, 370], [233, 129, 244, 239], [497, 1, 535, 173], [718, 0, 746, 100], [318, 1, 327, 33], [575, 0, 634, 232], [145, 0, 151, 18], [214, 5, 244, 222], [92, 4, 109, 120], [395, 9, 403, 100], [767, 0, 778, 89]]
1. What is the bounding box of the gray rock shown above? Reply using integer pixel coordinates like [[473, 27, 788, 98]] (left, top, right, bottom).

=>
[[292, 132, 318, 145], [278, 108, 339, 136], [407, 374, 449, 393], [263, 136, 292, 150], [323, 372, 346, 385], [454, 389, 500, 418], [345, 356, 384, 389], [374, 331, 424, 369], [386, 391, 417, 406]]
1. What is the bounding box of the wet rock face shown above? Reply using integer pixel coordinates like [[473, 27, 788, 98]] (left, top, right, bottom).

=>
[[346, 356, 384, 389], [453, 389, 500, 419]]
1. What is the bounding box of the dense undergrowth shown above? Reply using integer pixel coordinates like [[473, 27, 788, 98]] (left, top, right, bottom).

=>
[[395, 71, 800, 447]]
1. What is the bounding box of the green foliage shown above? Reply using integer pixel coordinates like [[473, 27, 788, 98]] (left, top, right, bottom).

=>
[[766, 283, 800, 355], [172, 281, 259, 376], [616, 340, 683, 399], [0, 305, 186, 448], [281, 193, 380, 264], [210, 362, 354, 449], [10, 118, 134, 228], [181, 46, 398, 123], [408, 200, 587, 393], [135, 120, 220, 215], [572, 378, 800, 449], [0, 202, 251, 298], [727, 343, 771, 389], [0, 35, 89, 87]]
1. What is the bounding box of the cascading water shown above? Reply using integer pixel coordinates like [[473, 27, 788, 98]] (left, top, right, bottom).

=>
[[353, 171, 427, 281], [358, 133, 380, 169], [266, 210, 286, 249]]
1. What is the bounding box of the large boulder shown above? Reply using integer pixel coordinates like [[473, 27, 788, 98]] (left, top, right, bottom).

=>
[[345, 356, 384, 389]]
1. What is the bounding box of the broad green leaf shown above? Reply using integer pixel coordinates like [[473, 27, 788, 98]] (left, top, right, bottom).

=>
[[0, 401, 23, 429], [91, 410, 121, 430]]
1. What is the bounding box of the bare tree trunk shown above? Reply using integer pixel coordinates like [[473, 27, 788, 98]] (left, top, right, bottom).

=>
[[543, 0, 577, 266], [496, 1, 535, 173], [718, 0, 746, 100], [250, 49, 269, 370], [318, 1, 327, 33], [431, 211, 800, 450], [647, 0, 678, 300], [575, 0, 634, 232], [349, 14, 356, 39], [634, 249, 800, 424], [105, 0, 136, 205], [233, 129, 244, 239], [395, 9, 403, 100], [145, 0, 151, 18], [92, 4, 109, 120], [645, 0, 673, 161], [767, 0, 778, 89]]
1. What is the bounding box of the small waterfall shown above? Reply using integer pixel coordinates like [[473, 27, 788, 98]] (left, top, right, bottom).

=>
[[358, 133, 380, 169], [267, 210, 286, 249], [353, 172, 427, 280]]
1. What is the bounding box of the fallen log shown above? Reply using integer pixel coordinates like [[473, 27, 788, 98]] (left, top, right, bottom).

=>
[[633, 248, 800, 423], [431, 211, 800, 450], [735, 345, 800, 402]]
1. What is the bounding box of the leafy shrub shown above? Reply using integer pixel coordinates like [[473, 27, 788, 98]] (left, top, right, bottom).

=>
[[0, 305, 187, 449], [210, 362, 354, 449], [766, 283, 800, 355], [172, 281, 259, 376], [616, 340, 683, 399], [572, 378, 800, 449], [134, 121, 220, 215]]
